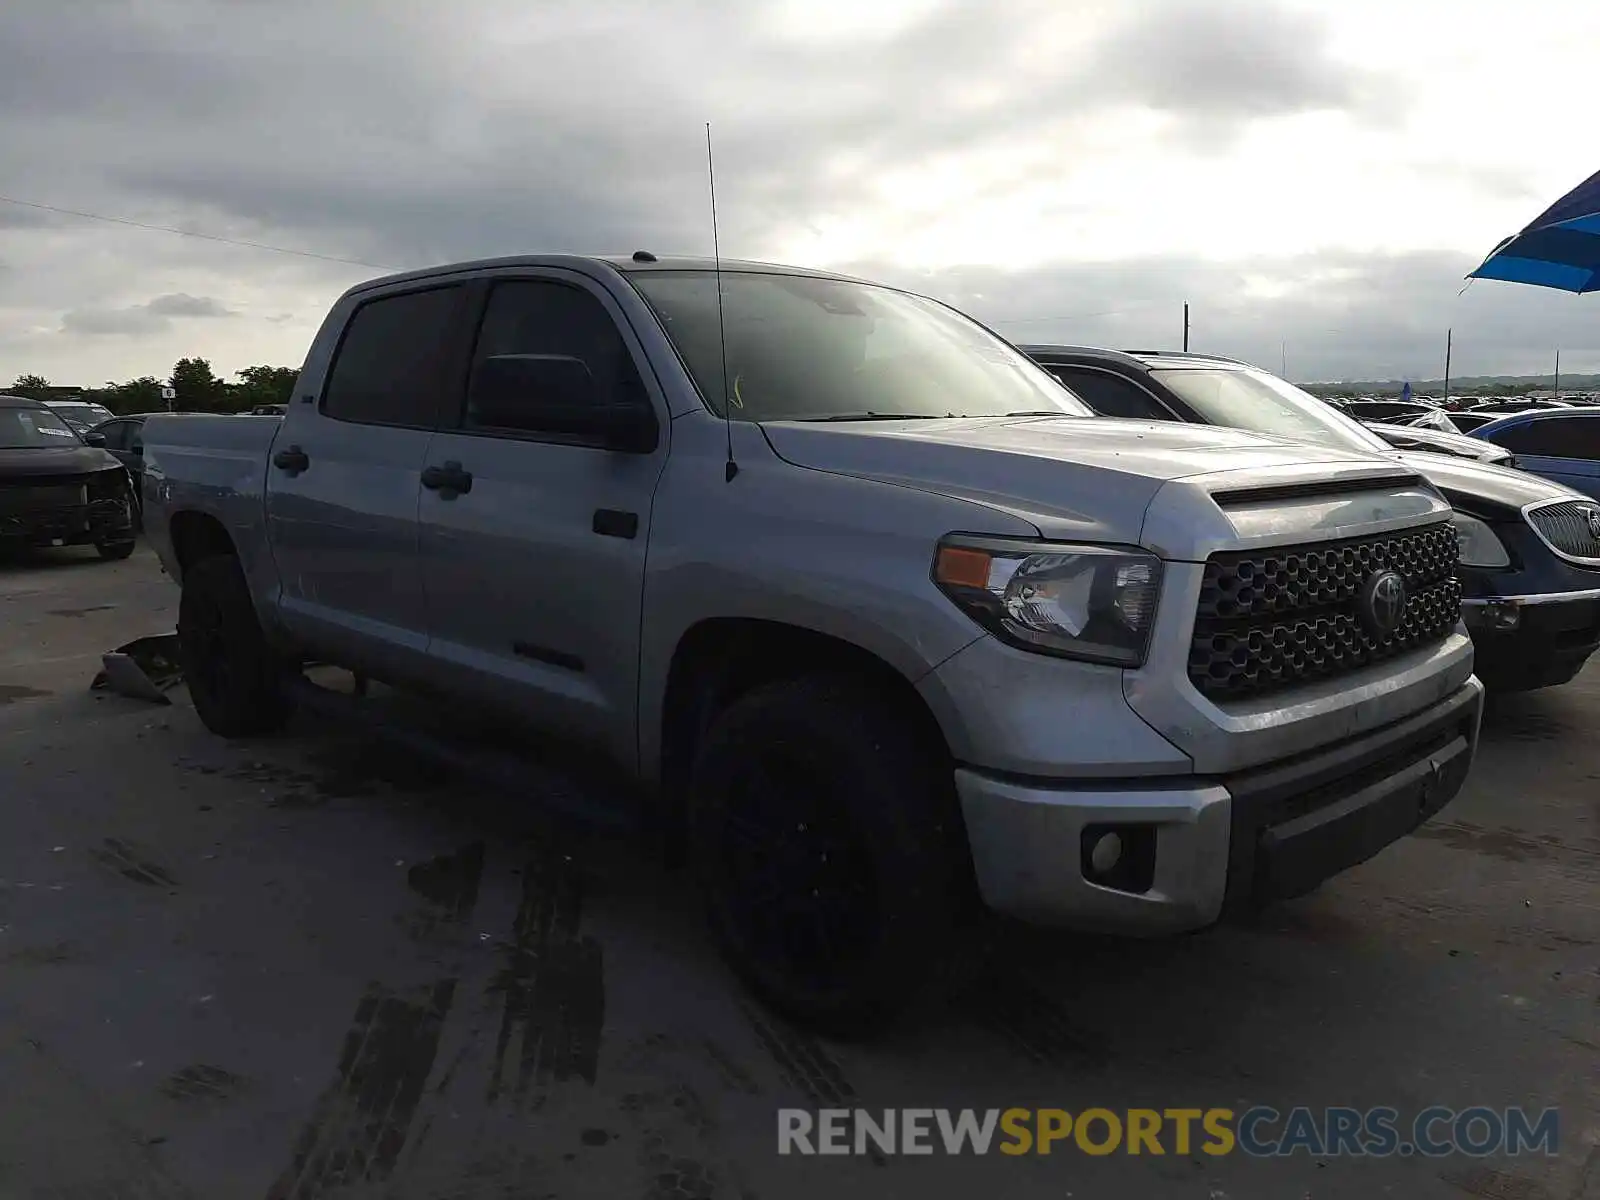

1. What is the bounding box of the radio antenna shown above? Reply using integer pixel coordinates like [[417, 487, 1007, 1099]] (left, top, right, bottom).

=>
[[706, 122, 737, 482]]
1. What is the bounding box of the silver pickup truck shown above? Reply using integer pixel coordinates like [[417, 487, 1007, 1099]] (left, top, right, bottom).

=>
[[143, 254, 1483, 1031]]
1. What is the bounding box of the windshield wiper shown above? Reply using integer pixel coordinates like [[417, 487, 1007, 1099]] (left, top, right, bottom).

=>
[[1002, 410, 1078, 417]]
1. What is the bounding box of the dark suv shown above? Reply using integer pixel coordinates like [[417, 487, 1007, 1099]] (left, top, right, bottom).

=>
[[1022, 347, 1600, 691], [0, 394, 137, 560]]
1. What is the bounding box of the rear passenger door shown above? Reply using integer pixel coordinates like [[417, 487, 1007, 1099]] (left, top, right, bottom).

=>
[[1484, 416, 1600, 500], [265, 283, 469, 673], [1042, 366, 1176, 421], [417, 272, 668, 763]]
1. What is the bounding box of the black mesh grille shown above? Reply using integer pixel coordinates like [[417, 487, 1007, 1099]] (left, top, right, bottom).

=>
[[1190, 523, 1460, 701], [1527, 500, 1600, 562]]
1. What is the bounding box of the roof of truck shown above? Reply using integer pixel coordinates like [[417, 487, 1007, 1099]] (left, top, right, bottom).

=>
[[0, 393, 46, 409], [346, 253, 866, 297]]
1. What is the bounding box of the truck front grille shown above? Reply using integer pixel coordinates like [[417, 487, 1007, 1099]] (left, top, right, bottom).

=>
[[1526, 499, 1600, 563], [1189, 523, 1460, 701]]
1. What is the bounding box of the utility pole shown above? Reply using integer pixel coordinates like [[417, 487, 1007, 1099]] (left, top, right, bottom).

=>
[[1281, 342, 1287, 377], [1555, 349, 1561, 401], [1443, 328, 1452, 407], [1182, 302, 1190, 353]]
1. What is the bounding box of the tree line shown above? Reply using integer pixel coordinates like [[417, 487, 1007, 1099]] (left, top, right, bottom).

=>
[[7, 359, 299, 416]]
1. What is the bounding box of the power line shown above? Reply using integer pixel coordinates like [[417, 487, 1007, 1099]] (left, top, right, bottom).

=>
[[0, 193, 395, 271]]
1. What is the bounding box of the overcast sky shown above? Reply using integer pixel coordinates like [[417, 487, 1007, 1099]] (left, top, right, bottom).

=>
[[2, 0, 1596, 387]]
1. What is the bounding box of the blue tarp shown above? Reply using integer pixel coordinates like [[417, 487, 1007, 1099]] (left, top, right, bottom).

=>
[[1469, 168, 1600, 293]]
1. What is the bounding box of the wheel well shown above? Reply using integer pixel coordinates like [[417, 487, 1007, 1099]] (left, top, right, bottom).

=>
[[657, 618, 953, 828], [169, 511, 238, 574]]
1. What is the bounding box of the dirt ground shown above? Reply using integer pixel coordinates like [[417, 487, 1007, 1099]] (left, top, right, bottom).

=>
[[1, 543, 1596, 1200]]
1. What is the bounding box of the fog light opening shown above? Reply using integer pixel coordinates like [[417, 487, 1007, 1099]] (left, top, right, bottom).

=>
[[1080, 823, 1157, 894], [1465, 601, 1521, 632]]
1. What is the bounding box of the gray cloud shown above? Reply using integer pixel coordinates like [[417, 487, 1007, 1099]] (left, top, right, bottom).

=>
[[854, 251, 1600, 382], [1, 0, 1408, 275], [145, 293, 233, 318], [62, 292, 233, 336], [0, 0, 1576, 386], [1091, 4, 1400, 126]]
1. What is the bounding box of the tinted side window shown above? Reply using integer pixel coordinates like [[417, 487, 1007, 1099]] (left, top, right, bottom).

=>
[[128, 420, 145, 452], [462, 280, 646, 434], [321, 286, 463, 428], [1048, 368, 1171, 420], [1487, 417, 1600, 458], [96, 421, 129, 450]]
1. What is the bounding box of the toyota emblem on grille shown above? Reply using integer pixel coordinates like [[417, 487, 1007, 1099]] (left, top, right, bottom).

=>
[[1358, 569, 1408, 635], [1583, 505, 1600, 540]]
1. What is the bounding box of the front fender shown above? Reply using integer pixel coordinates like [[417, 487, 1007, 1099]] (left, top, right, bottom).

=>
[[635, 426, 1039, 784]]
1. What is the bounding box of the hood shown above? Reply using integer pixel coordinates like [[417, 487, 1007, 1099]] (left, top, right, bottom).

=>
[[0, 444, 124, 478], [761, 415, 1410, 543], [1365, 422, 1509, 463], [1394, 450, 1589, 520]]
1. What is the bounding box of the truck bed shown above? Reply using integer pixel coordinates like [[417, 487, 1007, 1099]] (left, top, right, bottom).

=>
[[141, 413, 283, 579]]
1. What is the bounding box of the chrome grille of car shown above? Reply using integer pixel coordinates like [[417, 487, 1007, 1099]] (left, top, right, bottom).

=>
[[1525, 500, 1600, 564], [1189, 523, 1460, 701]]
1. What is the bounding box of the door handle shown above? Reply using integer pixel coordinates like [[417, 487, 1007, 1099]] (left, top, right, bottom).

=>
[[421, 461, 473, 495], [272, 445, 310, 473], [592, 509, 639, 539]]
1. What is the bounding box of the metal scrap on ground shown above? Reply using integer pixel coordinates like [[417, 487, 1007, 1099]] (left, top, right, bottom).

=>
[[91, 633, 182, 704]]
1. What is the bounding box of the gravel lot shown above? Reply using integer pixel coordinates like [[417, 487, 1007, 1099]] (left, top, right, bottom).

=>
[[1, 543, 1596, 1200]]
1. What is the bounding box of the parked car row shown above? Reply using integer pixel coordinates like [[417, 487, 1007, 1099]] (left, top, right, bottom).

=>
[[1468, 408, 1600, 500], [1022, 347, 1600, 692], [0, 394, 137, 559]]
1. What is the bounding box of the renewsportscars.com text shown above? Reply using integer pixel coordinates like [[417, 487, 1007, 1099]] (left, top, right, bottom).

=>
[[777, 1106, 1559, 1158]]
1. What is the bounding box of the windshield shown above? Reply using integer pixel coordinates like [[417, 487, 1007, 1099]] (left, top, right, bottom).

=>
[[0, 406, 82, 448], [48, 402, 113, 428], [629, 270, 1091, 422], [1152, 367, 1391, 456]]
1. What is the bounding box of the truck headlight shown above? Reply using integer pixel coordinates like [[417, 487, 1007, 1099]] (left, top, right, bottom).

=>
[[1450, 514, 1510, 569], [933, 536, 1162, 666]]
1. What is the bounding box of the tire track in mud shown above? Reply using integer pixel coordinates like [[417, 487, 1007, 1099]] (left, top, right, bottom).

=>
[[263, 842, 487, 1200], [379, 843, 609, 1199], [90, 836, 177, 888], [962, 969, 1110, 1072], [265, 980, 458, 1199], [485, 846, 606, 1101], [736, 999, 859, 1109], [1413, 819, 1600, 876], [607, 1030, 775, 1200], [735, 999, 886, 1171]]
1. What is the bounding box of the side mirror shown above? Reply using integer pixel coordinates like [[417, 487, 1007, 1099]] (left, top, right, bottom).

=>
[[83, 431, 108, 447], [470, 354, 658, 453]]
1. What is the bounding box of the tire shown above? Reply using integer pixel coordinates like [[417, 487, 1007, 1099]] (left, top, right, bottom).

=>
[[688, 673, 972, 1035], [177, 554, 292, 737], [95, 540, 136, 561]]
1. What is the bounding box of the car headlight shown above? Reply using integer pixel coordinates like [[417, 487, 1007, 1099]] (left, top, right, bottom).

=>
[[933, 536, 1162, 666], [1450, 513, 1510, 568]]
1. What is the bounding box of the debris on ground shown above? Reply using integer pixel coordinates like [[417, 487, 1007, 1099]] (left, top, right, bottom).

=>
[[91, 633, 183, 704]]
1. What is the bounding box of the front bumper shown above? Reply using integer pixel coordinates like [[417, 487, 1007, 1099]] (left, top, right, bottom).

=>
[[0, 495, 136, 547], [1462, 590, 1600, 690], [956, 678, 1483, 932]]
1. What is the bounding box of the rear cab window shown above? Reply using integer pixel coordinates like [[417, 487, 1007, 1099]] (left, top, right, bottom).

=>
[[320, 285, 466, 428]]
